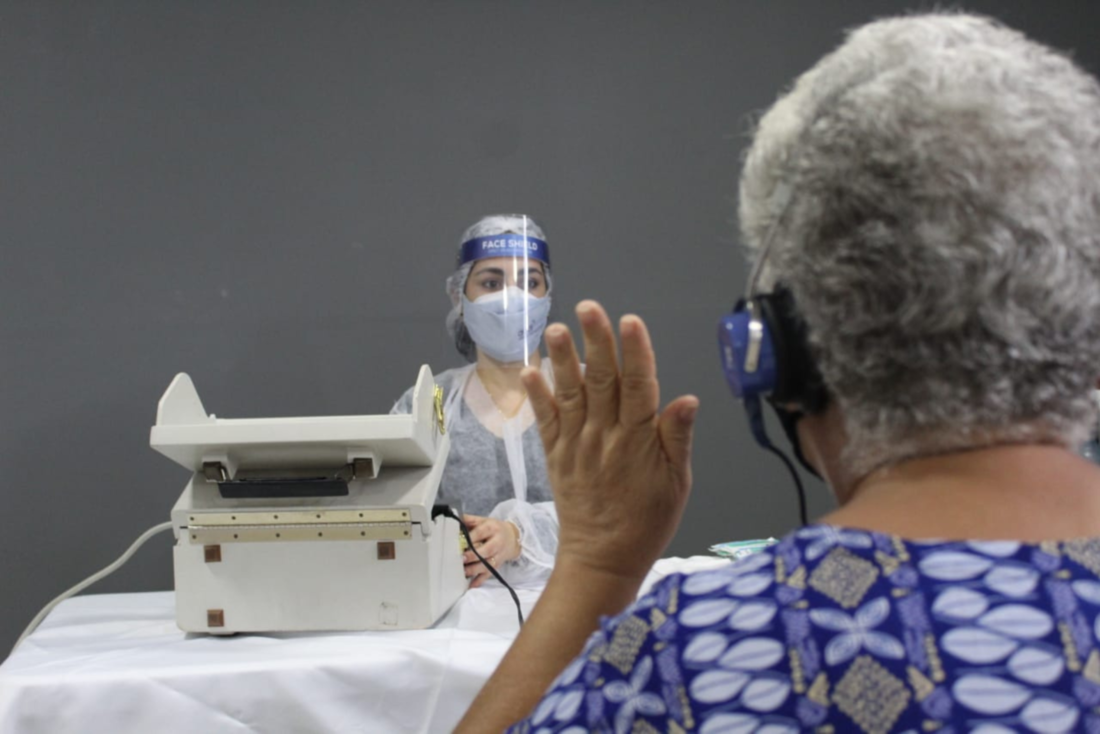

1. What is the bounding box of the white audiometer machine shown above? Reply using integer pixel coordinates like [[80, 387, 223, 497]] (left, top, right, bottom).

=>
[[149, 366, 467, 634]]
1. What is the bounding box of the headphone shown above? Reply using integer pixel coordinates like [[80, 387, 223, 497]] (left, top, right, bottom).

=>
[[716, 187, 828, 525], [717, 286, 827, 415]]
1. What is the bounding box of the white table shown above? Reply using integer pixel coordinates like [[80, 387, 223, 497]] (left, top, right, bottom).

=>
[[0, 586, 541, 734], [0, 557, 728, 734]]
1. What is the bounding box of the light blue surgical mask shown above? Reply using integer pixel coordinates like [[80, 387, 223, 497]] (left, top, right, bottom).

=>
[[462, 286, 551, 364]]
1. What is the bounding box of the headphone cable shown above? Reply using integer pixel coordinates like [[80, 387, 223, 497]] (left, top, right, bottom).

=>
[[436, 506, 525, 627], [745, 398, 809, 527]]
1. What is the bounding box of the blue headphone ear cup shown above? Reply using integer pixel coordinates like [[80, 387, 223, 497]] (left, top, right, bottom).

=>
[[755, 288, 828, 414], [718, 299, 779, 400]]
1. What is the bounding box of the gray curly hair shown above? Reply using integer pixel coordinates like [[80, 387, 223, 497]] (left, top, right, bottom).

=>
[[445, 214, 552, 362], [739, 13, 1100, 478]]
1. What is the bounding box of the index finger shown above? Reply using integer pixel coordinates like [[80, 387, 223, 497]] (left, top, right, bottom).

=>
[[523, 365, 560, 450], [469, 523, 495, 545], [618, 314, 659, 427], [577, 301, 620, 429], [544, 322, 587, 439]]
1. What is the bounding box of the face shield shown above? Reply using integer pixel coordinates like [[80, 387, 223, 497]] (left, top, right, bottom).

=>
[[459, 222, 551, 365]]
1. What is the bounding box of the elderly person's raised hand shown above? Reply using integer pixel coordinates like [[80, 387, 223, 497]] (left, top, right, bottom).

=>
[[521, 300, 699, 585], [456, 300, 698, 732]]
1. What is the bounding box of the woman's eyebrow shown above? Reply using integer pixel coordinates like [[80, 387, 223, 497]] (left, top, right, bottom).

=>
[[472, 265, 545, 278], [515, 264, 545, 277]]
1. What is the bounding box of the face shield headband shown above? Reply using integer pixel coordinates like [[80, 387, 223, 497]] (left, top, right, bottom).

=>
[[459, 234, 550, 269]]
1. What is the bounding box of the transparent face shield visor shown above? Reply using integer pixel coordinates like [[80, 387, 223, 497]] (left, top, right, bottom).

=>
[[459, 225, 551, 366]]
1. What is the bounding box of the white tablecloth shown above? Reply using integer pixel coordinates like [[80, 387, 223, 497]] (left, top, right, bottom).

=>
[[0, 556, 728, 734]]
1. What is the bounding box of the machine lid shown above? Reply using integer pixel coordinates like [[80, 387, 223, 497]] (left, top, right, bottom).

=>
[[150, 367, 444, 474]]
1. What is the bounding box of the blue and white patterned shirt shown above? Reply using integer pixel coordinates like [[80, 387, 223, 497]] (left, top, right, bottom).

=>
[[512, 524, 1100, 733]]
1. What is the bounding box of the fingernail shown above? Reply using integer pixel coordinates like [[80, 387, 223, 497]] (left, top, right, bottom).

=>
[[681, 400, 699, 423]]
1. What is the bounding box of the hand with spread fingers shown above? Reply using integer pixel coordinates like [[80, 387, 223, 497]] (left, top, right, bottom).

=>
[[520, 300, 699, 585], [457, 300, 699, 733], [462, 514, 521, 588]]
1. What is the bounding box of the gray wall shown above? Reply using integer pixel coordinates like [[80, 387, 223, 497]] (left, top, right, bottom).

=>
[[3, 0, 1098, 655]]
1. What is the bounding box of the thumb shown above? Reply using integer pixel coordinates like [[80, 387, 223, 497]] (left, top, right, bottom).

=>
[[658, 395, 699, 482]]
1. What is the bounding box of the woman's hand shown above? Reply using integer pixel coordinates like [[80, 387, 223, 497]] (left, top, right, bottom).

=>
[[462, 515, 521, 588], [521, 301, 699, 586]]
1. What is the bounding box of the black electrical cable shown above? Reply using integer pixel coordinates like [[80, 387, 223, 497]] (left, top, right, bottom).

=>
[[436, 506, 524, 627], [745, 398, 809, 527], [759, 441, 809, 527]]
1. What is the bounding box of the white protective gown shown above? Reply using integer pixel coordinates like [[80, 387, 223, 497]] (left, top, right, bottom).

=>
[[391, 361, 559, 587]]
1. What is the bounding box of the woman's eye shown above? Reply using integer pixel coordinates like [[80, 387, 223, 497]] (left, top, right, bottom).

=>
[[480, 279, 501, 290], [528, 278, 543, 290]]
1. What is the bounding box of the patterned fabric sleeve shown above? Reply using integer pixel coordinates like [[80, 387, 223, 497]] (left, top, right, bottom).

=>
[[509, 527, 1100, 733], [508, 543, 802, 733], [509, 573, 720, 733]]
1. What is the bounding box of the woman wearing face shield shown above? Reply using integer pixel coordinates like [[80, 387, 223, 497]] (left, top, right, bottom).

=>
[[391, 214, 560, 588]]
